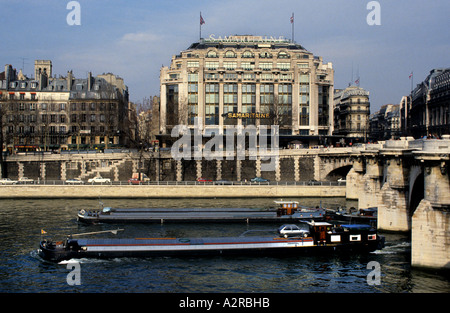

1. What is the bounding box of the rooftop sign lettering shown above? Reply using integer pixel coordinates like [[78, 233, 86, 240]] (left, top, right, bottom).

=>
[[206, 34, 290, 44]]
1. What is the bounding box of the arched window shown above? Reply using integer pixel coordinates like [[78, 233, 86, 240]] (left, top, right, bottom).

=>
[[242, 51, 254, 58], [206, 50, 218, 58], [224, 50, 237, 58], [278, 51, 290, 59]]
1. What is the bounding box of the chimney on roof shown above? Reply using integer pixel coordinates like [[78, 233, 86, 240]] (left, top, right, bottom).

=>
[[67, 70, 73, 91], [88, 72, 93, 91]]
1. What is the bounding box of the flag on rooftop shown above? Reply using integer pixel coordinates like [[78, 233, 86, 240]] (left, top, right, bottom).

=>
[[200, 13, 205, 25]]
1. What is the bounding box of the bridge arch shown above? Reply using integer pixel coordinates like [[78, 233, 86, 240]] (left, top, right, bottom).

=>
[[324, 165, 353, 181], [409, 166, 424, 216]]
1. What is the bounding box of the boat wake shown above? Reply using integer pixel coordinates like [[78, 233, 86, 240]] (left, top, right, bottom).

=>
[[371, 241, 410, 254]]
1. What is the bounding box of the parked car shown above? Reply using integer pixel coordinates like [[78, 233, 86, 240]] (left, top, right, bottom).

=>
[[277, 224, 310, 238], [214, 180, 232, 185], [65, 179, 84, 184], [251, 177, 269, 183], [128, 173, 150, 184], [128, 178, 144, 185], [88, 176, 111, 183], [197, 177, 212, 182], [0, 178, 18, 185], [18, 177, 34, 183]]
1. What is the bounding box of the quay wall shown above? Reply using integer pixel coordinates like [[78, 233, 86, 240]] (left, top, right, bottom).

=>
[[0, 184, 346, 199]]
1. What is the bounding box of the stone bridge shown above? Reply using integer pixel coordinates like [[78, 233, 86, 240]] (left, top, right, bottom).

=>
[[346, 136, 450, 269]]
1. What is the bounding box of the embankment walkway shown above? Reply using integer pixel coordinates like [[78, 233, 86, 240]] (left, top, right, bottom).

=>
[[0, 184, 345, 199]]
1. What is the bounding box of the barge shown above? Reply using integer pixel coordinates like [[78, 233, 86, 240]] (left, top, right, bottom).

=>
[[77, 201, 326, 224], [38, 222, 385, 262]]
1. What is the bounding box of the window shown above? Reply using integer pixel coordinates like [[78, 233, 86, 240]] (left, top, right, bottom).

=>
[[224, 62, 237, 70], [243, 73, 256, 80], [205, 61, 219, 70], [205, 83, 219, 125], [206, 50, 218, 58], [187, 61, 199, 67], [223, 84, 238, 125], [277, 84, 292, 127], [224, 73, 237, 80], [259, 52, 272, 58], [241, 84, 256, 125], [242, 51, 254, 58], [259, 62, 273, 70], [188, 78, 198, 125], [261, 73, 273, 80], [260, 84, 274, 125], [188, 73, 198, 82], [241, 62, 254, 70], [278, 52, 290, 59], [277, 62, 290, 70], [299, 74, 309, 83], [224, 51, 236, 58]]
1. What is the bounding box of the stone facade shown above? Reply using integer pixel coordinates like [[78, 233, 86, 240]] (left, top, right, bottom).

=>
[[333, 86, 370, 139], [159, 35, 334, 139], [0, 61, 131, 153]]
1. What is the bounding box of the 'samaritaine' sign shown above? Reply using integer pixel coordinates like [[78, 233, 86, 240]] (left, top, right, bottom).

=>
[[225, 112, 272, 119]]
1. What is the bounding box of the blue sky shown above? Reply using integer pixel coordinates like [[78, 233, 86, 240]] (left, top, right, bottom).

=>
[[1, 0, 449, 112]]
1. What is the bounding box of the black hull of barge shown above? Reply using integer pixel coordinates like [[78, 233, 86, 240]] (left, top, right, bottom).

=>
[[39, 241, 381, 263]]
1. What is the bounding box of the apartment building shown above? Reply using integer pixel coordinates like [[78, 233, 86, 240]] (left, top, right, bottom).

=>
[[0, 61, 130, 152], [333, 85, 370, 139]]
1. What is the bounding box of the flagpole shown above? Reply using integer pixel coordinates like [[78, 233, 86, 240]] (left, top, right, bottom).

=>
[[291, 13, 294, 42], [200, 12, 202, 40]]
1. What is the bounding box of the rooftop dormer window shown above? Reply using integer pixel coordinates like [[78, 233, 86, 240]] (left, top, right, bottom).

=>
[[224, 51, 237, 58], [242, 51, 254, 58], [278, 51, 290, 59], [206, 50, 218, 58]]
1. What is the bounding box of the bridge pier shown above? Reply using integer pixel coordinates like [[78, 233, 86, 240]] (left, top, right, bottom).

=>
[[412, 147, 450, 269], [358, 153, 383, 211], [377, 150, 414, 232]]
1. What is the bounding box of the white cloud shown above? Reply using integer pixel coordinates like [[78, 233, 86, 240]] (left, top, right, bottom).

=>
[[120, 31, 160, 43]]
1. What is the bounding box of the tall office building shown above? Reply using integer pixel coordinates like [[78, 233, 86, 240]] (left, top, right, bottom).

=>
[[159, 35, 334, 141]]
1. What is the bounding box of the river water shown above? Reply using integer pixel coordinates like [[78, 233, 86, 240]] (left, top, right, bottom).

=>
[[0, 197, 448, 294]]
